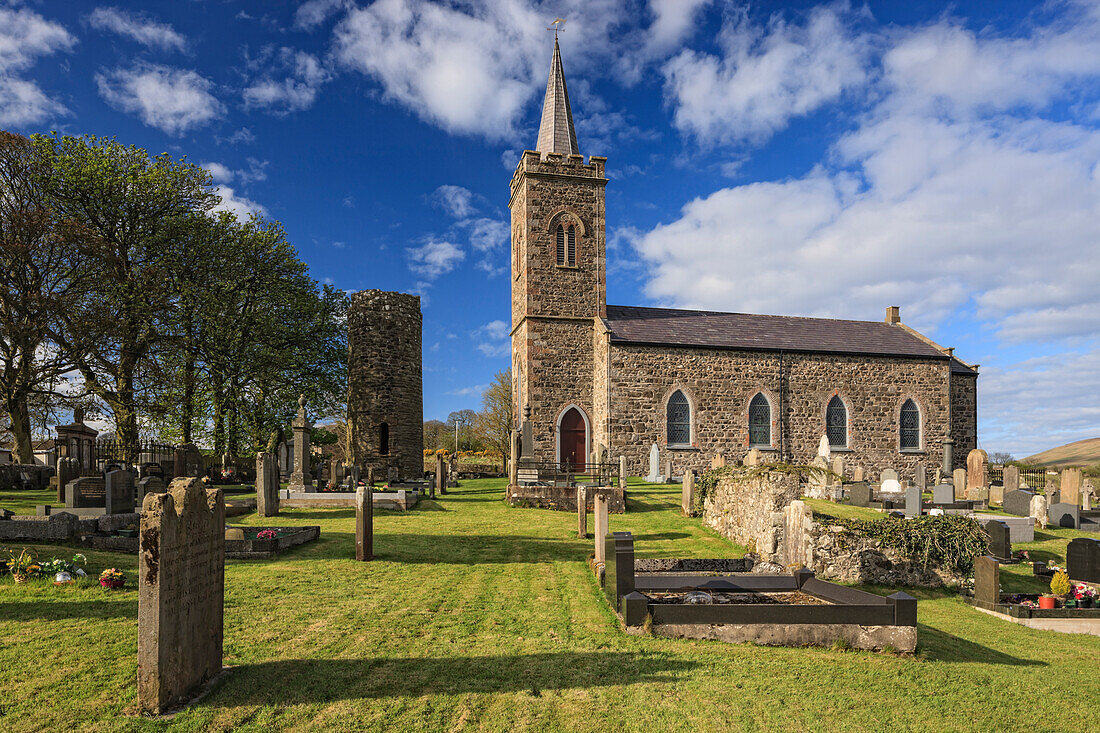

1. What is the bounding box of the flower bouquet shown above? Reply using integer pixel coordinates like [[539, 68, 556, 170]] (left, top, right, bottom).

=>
[[1073, 583, 1096, 608], [99, 568, 126, 589], [8, 548, 40, 584], [256, 529, 278, 540]]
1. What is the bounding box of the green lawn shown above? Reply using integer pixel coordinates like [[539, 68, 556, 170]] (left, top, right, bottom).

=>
[[1, 478, 1098, 731]]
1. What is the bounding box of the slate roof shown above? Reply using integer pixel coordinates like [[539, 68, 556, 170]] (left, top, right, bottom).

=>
[[604, 304, 977, 372], [535, 38, 579, 157]]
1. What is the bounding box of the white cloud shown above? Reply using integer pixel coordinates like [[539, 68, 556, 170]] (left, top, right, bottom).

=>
[[432, 184, 477, 218], [663, 5, 869, 145], [243, 49, 330, 114], [0, 6, 75, 125], [96, 63, 224, 135], [407, 238, 465, 278], [87, 7, 187, 52], [472, 319, 510, 357], [294, 0, 350, 31], [211, 185, 267, 221], [449, 383, 490, 396], [646, 0, 711, 56], [463, 217, 508, 253], [203, 161, 235, 183]]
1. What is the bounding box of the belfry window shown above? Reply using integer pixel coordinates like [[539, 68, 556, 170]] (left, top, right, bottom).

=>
[[826, 396, 847, 448], [748, 393, 771, 447], [667, 390, 690, 446], [900, 400, 920, 450], [555, 223, 576, 266]]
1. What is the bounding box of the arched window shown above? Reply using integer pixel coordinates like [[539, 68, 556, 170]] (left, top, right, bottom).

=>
[[555, 223, 576, 266], [900, 400, 920, 450], [826, 396, 847, 448], [379, 422, 390, 455], [666, 390, 690, 446], [748, 393, 771, 447]]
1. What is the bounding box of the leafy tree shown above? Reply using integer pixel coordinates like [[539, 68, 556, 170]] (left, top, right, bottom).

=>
[[473, 368, 512, 468], [33, 133, 215, 461], [422, 419, 448, 451], [445, 409, 478, 452], [0, 132, 91, 462]]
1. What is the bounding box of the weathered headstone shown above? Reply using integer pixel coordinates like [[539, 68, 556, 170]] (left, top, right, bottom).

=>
[[1003, 489, 1036, 516], [593, 493, 609, 564], [55, 456, 78, 503], [966, 449, 988, 493], [914, 465, 926, 492], [881, 478, 902, 494], [224, 527, 245, 541], [355, 486, 373, 561], [881, 468, 898, 483], [989, 482, 1004, 506], [711, 450, 725, 469], [973, 556, 1000, 609], [681, 471, 695, 515], [953, 468, 967, 501], [508, 431, 520, 486], [255, 452, 279, 517], [831, 455, 845, 480], [1048, 502, 1080, 530], [644, 443, 661, 483], [138, 476, 165, 504], [1060, 468, 1083, 508], [983, 520, 1011, 560], [663, 459, 672, 484], [66, 476, 105, 508], [904, 486, 921, 518], [816, 434, 831, 462], [1003, 465, 1019, 494], [849, 481, 871, 507], [618, 455, 627, 489], [288, 395, 313, 492], [1030, 494, 1049, 528], [434, 453, 446, 497], [941, 437, 954, 475], [576, 486, 588, 538], [105, 469, 135, 514], [138, 478, 224, 715], [933, 482, 955, 505], [852, 466, 864, 482], [1066, 538, 1100, 583], [744, 448, 762, 467]]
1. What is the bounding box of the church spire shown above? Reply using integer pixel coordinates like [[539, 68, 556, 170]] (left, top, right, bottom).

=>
[[535, 37, 579, 156]]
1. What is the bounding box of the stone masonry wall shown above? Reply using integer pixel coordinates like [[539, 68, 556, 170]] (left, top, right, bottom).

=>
[[609, 344, 955, 483], [347, 290, 423, 480], [701, 470, 801, 556], [950, 372, 977, 469]]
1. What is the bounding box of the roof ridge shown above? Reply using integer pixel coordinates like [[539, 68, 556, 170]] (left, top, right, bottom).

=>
[[605, 303, 896, 327]]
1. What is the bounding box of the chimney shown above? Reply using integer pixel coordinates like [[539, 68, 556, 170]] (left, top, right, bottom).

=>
[[885, 306, 901, 324]]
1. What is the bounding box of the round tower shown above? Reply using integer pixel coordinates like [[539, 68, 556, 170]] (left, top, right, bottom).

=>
[[347, 290, 423, 480]]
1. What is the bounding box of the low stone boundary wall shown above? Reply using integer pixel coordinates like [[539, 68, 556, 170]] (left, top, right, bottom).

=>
[[0, 511, 140, 543], [507, 485, 626, 513]]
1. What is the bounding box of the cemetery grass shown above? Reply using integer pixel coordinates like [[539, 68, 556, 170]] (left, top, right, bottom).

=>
[[0, 480, 1097, 731]]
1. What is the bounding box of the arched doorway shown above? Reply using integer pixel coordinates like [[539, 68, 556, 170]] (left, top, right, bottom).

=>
[[558, 407, 587, 471]]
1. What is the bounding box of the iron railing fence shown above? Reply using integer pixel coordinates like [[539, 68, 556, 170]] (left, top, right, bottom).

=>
[[516, 461, 618, 487]]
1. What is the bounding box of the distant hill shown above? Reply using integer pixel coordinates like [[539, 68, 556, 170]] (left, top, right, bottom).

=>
[[1024, 437, 1100, 468]]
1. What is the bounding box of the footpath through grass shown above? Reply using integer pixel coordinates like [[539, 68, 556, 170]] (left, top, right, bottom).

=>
[[1, 478, 1098, 732]]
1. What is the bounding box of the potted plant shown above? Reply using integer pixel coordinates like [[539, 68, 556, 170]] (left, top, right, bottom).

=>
[[99, 568, 126, 589], [1043, 570, 1071, 609], [8, 548, 40, 584], [1074, 583, 1096, 608]]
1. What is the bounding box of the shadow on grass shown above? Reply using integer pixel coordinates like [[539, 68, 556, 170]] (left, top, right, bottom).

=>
[[0, 597, 136, 621], [211, 651, 695, 704], [916, 624, 1046, 666], [631, 532, 691, 541], [372, 534, 586, 564], [281, 510, 356, 520]]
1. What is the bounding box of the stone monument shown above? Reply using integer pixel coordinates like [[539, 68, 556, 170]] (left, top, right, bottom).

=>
[[681, 471, 695, 516], [105, 469, 135, 515], [288, 395, 313, 492], [618, 455, 627, 489], [356, 486, 373, 561], [644, 443, 662, 483], [138, 478, 224, 715], [256, 452, 279, 518], [966, 449, 988, 494], [594, 493, 609, 564], [576, 486, 588, 538], [952, 468, 967, 501]]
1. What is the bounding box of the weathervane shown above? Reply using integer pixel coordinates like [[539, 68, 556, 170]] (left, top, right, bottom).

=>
[[547, 18, 566, 38]]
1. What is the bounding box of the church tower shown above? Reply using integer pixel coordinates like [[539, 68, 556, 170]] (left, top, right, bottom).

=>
[[510, 38, 607, 468]]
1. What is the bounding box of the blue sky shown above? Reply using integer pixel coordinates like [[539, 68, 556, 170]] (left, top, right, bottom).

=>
[[3, 0, 1098, 457]]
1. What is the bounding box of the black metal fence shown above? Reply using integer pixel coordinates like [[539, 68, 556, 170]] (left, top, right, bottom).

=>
[[516, 461, 618, 487], [94, 439, 175, 469]]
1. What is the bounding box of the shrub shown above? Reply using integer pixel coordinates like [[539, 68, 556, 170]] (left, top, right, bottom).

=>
[[1051, 571, 1071, 597]]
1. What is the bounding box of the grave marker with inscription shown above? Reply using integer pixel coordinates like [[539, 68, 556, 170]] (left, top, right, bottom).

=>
[[356, 486, 373, 561], [138, 478, 224, 715]]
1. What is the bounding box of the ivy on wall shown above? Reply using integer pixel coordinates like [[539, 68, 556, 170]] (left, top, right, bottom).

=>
[[813, 512, 989, 575]]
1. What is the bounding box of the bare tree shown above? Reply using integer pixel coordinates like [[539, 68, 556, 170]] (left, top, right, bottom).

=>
[[473, 369, 512, 469]]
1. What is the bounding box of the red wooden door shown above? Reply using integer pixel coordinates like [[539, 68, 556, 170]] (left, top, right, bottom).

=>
[[559, 408, 587, 471]]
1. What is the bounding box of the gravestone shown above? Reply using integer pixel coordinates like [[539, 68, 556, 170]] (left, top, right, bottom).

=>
[[914, 465, 926, 492], [881, 468, 898, 483], [174, 443, 202, 479], [644, 443, 661, 483], [1061, 468, 1083, 508], [1003, 489, 1036, 516], [973, 556, 1000, 609], [881, 478, 902, 495], [255, 452, 279, 518], [138, 476, 165, 504], [619, 455, 627, 489], [681, 472, 695, 515], [983, 520, 1011, 560], [1030, 494, 1049, 528], [744, 448, 762, 467], [66, 476, 105, 509], [1066, 538, 1100, 583], [508, 431, 520, 486], [966, 449, 988, 492], [434, 454, 446, 497], [138, 478, 224, 715], [831, 456, 844, 480], [386, 466, 399, 485], [355, 486, 373, 561], [664, 459, 672, 484], [933, 482, 955, 505], [1048, 502, 1080, 530], [56, 456, 79, 503], [904, 486, 921, 518], [576, 486, 588, 539], [816, 435, 831, 462], [989, 483, 1004, 506], [594, 494, 609, 564], [287, 395, 313, 492], [853, 466, 864, 482], [953, 468, 967, 501], [224, 527, 245, 541], [849, 482, 871, 507], [941, 437, 954, 476], [711, 450, 725, 469], [1003, 465, 1019, 494]]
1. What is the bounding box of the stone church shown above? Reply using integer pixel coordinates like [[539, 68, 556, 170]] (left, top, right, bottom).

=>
[[510, 40, 978, 481]]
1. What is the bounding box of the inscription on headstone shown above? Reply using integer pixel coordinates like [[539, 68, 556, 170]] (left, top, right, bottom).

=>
[[66, 476, 105, 509], [138, 478, 224, 715]]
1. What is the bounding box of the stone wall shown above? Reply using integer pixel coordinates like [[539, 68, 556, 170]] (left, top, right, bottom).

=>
[[347, 290, 423, 480], [701, 470, 801, 557], [609, 345, 957, 481], [950, 372, 978, 467]]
